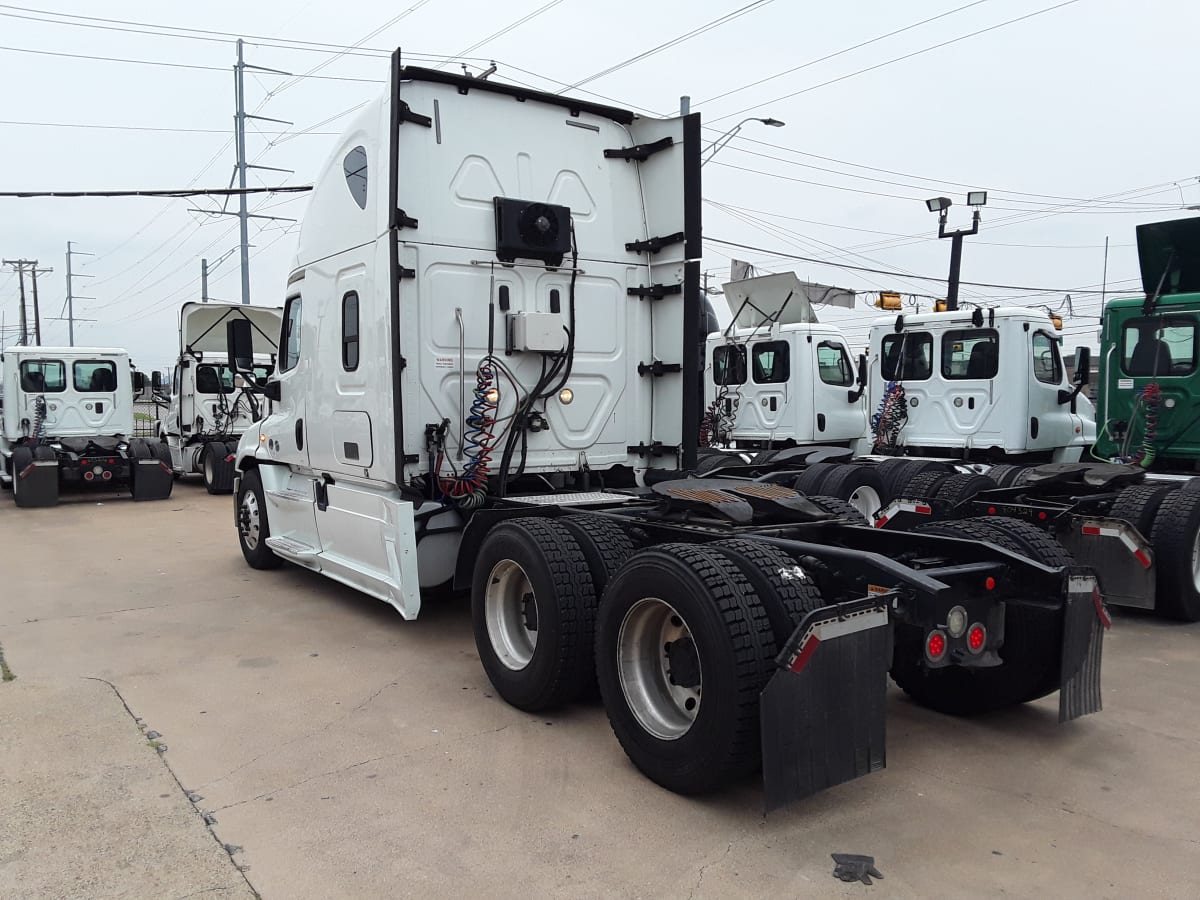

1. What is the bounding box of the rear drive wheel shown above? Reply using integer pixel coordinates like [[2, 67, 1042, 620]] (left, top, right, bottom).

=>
[[10, 446, 33, 504], [236, 468, 281, 570], [805, 494, 869, 525], [934, 473, 997, 508], [596, 543, 775, 794], [1149, 490, 1200, 621], [816, 463, 888, 518], [793, 461, 839, 495], [892, 517, 1068, 714], [986, 464, 1025, 488], [900, 469, 953, 501], [472, 517, 598, 711], [202, 441, 234, 494], [1108, 483, 1177, 540], [708, 538, 826, 647]]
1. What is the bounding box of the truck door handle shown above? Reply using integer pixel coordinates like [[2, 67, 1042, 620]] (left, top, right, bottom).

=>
[[295, 418, 304, 451]]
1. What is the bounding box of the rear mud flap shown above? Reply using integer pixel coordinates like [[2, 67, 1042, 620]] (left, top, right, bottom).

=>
[[1060, 517, 1155, 610], [14, 460, 59, 508], [132, 459, 174, 501], [1059, 573, 1108, 723], [761, 597, 890, 812], [209, 451, 236, 493]]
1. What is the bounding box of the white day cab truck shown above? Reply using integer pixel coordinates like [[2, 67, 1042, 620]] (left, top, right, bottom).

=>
[[221, 56, 1109, 810], [1, 346, 173, 507], [703, 278, 1198, 620], [154, 301, 282, 493]]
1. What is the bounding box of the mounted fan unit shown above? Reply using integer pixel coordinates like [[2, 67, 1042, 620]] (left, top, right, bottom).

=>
[[494, 197, 571, 267]]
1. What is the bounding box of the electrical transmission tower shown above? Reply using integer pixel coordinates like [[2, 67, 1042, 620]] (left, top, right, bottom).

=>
[[2, 259, 51, 345]]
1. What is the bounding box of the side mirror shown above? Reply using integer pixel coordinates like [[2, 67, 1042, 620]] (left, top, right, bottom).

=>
[[132, 371, 146, 393], [151, 371, 163, 393], [848, 352, 868, 403], [1074, 346, 1091, 385], [227, 318, 254, 374], [263, 381, 281, 402]]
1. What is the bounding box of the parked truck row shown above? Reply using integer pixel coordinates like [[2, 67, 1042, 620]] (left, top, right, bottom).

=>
[[201, 58, 1110, 810]]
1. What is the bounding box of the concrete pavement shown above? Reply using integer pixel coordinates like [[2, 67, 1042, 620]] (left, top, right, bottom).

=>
[[1, 483, 1198, 898]]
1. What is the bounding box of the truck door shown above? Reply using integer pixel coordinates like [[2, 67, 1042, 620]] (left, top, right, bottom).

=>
[[255, 292, 323, 556], [811, 337, 864, 442], [931, 328, 1003, 446], [746, 339, 790, 436], [1027, 329, 1076, 452]]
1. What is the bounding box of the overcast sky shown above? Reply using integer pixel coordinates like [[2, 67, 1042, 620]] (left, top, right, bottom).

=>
[[1, 0, 1195, 369]]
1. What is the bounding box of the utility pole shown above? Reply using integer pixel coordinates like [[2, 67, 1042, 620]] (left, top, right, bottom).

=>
[[65, 241, 95, 346], [235, 38, 250, 306], [30, 265, 52, 344], [3, 259, 35, 345], [201, 258, 209, 302]]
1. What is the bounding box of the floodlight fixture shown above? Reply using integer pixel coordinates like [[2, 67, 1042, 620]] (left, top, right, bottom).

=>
[[926, 196, 953, 213], [967, 190, 988, 207]]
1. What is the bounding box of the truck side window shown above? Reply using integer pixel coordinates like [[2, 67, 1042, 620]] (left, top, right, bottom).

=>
[[712, 345, 746, 386], [20, 360, 66, 393], [816, 341, 854, 386], [73, 360, 118, 392], [280, 295, 303, 372], [342, 291, 360, 371], [942, 329, 999, 380], [1122, 316, 1197, 377], [1032, 331, 1063, 385], [880, 333, 932, 381], [343, 146, 368, 210], [752, 341, 789, 384]]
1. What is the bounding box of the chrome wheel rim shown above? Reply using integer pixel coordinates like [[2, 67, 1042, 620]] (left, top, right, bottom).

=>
[[239, 491, 261, 550], [847, 485, 882, 519], [617, 597, 701, 741], [204, 452, 215, 485], [1192, 529, 1200, 593], [484, 559, 537, 670]]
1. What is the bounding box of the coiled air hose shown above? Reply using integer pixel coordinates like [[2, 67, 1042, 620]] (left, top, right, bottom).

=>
[[871, 380, 906, 453]]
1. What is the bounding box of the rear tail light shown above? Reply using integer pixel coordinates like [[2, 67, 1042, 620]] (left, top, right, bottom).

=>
[[101, 470, 113, 481], [83, 471, 94, 481], [967, 624, 987, 654], [925, 629, 947, 662]]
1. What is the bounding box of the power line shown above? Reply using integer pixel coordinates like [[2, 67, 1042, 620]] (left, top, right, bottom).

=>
[[690, 0, 992, 111], [0, 119, 338, 136], [560, 0, 778, 92], [0, 186, 311, 198], [706, 236, 1135, 294], [707, 0, 1084, 124], [448, 0, 567, 65]]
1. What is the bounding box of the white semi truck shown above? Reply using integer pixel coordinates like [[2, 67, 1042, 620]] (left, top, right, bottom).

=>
[[1, 345, 173, 507], [223, 56, 1108, 808], [154, 301, 282, 493]]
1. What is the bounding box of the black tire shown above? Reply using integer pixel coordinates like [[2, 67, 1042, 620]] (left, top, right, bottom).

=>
[[876, 457, 914, 496], [708, 538, 826, 647], [1108, 483, 1177, 539], [986, 464, 1025, 488], [694, 452, 741, 476], [472, 517, 598, 711], [793, 461, 839, 495], [1149, 490, 1200, 621], [236, 468, 282, 570], [202, 441, 236, 494], [893, 517, 1067, 714], [558, 514, 636, 597], [128, 438, 151, 460], [805, 494, 869, 525], [32, 445, 56, 462], [934, 473, 997, 508], [884, 459, 952, 498], [901, 469, 953, 500], [10, 446, 33, 504], [151, 441, 172, 467], [595, 543, 776, 794], [816, 463, 889, 517]]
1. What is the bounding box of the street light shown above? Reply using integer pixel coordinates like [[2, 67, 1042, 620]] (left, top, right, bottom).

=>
[[925, 190, 987, 312], [701, 117, 786, 167]]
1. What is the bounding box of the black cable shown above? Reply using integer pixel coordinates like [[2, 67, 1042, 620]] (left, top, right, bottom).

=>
[[1, 186, 310, 198]]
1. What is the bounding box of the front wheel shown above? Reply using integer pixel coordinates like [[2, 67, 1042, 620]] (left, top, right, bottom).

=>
[[236, 468, 281, 570]]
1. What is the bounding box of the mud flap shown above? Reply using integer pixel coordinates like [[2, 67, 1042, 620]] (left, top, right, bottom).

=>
[[131, 458, 174, 501], [1060, 517, 1155, 610], [206, 442, 237, 493], [1058, 572, 1108, 723], [13, 460, 59, 508], [761, 596, 891, 812]]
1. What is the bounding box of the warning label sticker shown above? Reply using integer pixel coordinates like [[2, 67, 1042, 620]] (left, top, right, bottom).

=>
[[434, 357, 454, 369], [1118, 378, 1134, 389]]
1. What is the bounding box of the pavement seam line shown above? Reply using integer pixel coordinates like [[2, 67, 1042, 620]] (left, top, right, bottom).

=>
[[82, 675, 262, 900]]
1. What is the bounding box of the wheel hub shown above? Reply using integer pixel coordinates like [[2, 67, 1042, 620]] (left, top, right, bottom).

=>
[[617, 598, 702, 740], [665, 636, 701, 688], [484, 559, 538, 671], [239, 493, 260, 550]]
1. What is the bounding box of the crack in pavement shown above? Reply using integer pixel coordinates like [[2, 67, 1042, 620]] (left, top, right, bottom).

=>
[[83, 676, 262, 900], [688, 840, 734, 900], [197, 678, 400, 790], [214, 723, 513, 813], [908, 764, 1200, 848]]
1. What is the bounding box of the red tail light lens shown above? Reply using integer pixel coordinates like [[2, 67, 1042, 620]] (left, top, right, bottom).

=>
[[967, 624, 986, 654], [83, 471, 94, 481], [925, 630, 947, 662]]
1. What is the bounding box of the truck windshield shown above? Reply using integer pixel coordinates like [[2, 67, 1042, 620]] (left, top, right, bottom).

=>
[[1122, 316, 1197, 377], [195, 364, 274, 394], [19, 360, 66, 393], [880, 333, 932, 381]]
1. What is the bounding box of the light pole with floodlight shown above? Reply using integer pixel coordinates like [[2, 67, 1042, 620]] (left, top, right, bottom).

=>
[[701, 117, 785, 166], [926, 191, 987, 311]]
